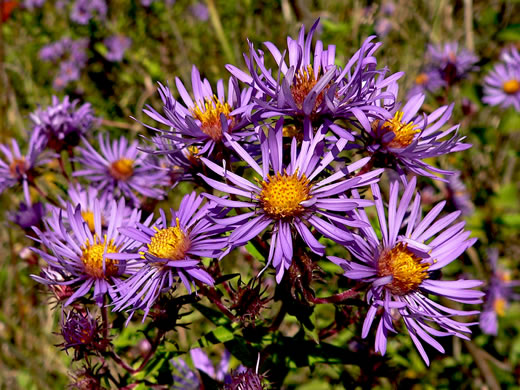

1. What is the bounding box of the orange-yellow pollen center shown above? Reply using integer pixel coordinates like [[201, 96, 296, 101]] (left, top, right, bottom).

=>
[[415, 73, 429, 85], [493, 297, 506, 317], [191, 96, 233, 141], [81, 235, 119, 279], [259, 170, 312, 219], [502, 79, 520, 94], [9, 157, 28, 178], [381, 111, 420, 148], [377, 243, 429, 295], [82, 211, 96, 233], [147, 218, 191, 260], [291, 65, 324, 112], [109, 158, 134, 181]]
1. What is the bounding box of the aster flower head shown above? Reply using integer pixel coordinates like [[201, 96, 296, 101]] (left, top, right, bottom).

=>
[[407, 68, 445, 98], [329, 177, 483, 365], [482, 62, 520, 111], [171, 357, 201, 390], [70, 0, 107, 24], [8, 201, 45, 231], [0, 138, 50, 202], [143, 65, 255, 158], [73, 134, 168, 205], [365, 92, 471, 181], [480, 249, 520, 336], [426, 42, 478, 85], [30, 96, 96, 152], [190, 348, 231, 383], [111, 192, 227, 318], [200, 120, 382, 282], [30, 198, 139, 306], [500, 46, 520, 66], [104, 35, 132, 62], [59, 309, 102, 359]]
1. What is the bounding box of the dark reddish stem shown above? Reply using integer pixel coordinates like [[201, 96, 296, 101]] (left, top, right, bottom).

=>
[[311, 288, 361, 304]]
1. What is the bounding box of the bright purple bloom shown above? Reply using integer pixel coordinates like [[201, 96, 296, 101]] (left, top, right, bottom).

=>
[[143, 66, 255, 157], [30, 96, 95, 151], [70, 0, 107, 24], [480, 249, 520, 335], [329, 177, 483, 365], [190, 348, 231, 382], [9, 201, 45, 231], [30, 198, 139, 306], [482, 63, 520, 111], [110, 192, 227, 318], [0, 138, 49, 203], [73, 134, 168, 205], [426, 42, 478, 85], [365, 93, 471, 181], [104, 35, 132, 62], [199, 120, 382, 282]]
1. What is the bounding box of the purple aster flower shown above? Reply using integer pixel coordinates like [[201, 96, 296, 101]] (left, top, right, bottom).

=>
[[189, 2, 209, 21], [104, 35, 132, 62], [445, 171, 474, 216], [482, 62, 520, 111], [143, 66, 255, 157], [0, 138, 50, 203], [190, 348, 231, 382], [110, 192, 227, 318], [69, 37, 89, 64], [407, 68, 445, 98], [30, 198, 139, 306], [23, 0, 45, 10], [171, 357, 200, 390], [365, 92, 471, 181], [8, 201, 45, 231], [30, 96, 95, 152], [500, 46, 520, 66], [70, 0, 106, 24], [59, 309, 102, 359], [375, 18, 392, 37], [426, 42, 478, 85], [329, 177, 483, 365], [480, 249, 520, 335], [199, 120, 382, 282], [39, 39, 69, 61], [73, 134, 168, 205]]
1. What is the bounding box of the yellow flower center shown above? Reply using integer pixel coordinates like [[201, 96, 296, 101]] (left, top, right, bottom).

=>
[[146, 218, 191, 260], [291, 65, 325, 112], [502, 79, 520, 94], [82, 211, 96, 233], [191, 96, 233, 141], [415, 73, 429, 85], [493, 297, 506, 317], [109, 158, 134, 181], [377, 243, 430, 295], [186, 145, 201, 165], [258, 170, 312, 219], [9, 157, 27, 178], [80, 235, 119, 279], [380, 111, 420, 148]]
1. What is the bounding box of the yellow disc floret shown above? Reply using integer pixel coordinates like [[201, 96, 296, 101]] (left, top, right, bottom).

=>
[[147, 218, 191, 260], [258, 169, 312, 219], [81, 235, 119, 279], [493, 297, 506, 317], [191, 96, 233, 141], [381, 111, 420, 148], [502, 79, 520, 95], [109, 158, 134, 181], [9, 157, 28, 178], [82, 211, 96, 233], [291, 65, 324, 112], [415, 73, 429, 85], [377, 243, 430, 295]]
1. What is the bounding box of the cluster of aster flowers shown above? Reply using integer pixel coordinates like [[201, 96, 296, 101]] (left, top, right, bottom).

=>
[[483, 46, 520, 111], [14, 19, 489, 387]]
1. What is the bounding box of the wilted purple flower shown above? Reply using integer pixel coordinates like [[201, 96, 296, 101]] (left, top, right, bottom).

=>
[[8, 201, 45, 231], [59, 309, 102, 359], [0, 138, 49, 202], [445, 171, 474, 216], [70, 0, 107, 24], [143, 66, 255, 157], [73, 134, 168, 205], [407, 68, 445, 98], [200, 120, 382, 282], [329, 177, 483, 365], [30, 96, 95, 152], [225, 367, 267, 390], [480, 249, 520, 335], [104, 35, 132, 62], [482, 63, 520, 111], [365, 93, 471, 181], [30, 198, 138, 306], [111, 192, 227, 318], [426, 42, 478, 85], [189, 2, 209, 21]]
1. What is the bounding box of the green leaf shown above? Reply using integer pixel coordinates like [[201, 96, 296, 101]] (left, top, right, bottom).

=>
[[193, 303, 232, 326], [191, 326, 234, 348], [246, 241, 264, 261], [498, 24, 520, 41]]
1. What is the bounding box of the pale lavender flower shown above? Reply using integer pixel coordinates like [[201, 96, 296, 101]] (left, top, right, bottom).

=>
[[190, 348, 231, 382], [329, 177, 483, 365], [104, 35, 132, 62], [8, 201, 45, 231], [482, 63, 520, 111], [170, 357, 200, 390], [445, 171, 474, 216], [500, 46, 520, 66], [190, 2, 209, 21], [200, 120, 382, 282], [70, 0, 107, 24], [23, 0, 46, 9], [407, 68, 445, 98], [426, 42, 478, 85]]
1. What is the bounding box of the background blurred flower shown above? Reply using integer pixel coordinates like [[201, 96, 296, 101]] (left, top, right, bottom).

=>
[[104, 35, 131, 62]]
